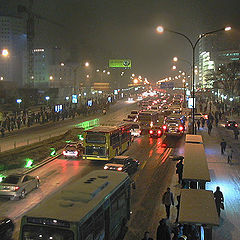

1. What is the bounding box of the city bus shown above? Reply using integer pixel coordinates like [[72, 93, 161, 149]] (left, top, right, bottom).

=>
[[83, 123, 131, 161], [137, 111, 158, 130], [19, 170, 131, 240]]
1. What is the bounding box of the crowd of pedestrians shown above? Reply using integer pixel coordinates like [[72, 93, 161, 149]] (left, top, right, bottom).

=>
[[0, 100, 111, 137]]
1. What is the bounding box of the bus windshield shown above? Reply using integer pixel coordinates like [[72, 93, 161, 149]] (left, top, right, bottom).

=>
[[86, 133, 106, 144], [22, 225, 74, 240]]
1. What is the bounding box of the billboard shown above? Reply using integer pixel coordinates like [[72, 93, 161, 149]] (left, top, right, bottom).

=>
[[160, 82, 174, 89], [109, 59, 131, 68], [72, 95, 78, 103]]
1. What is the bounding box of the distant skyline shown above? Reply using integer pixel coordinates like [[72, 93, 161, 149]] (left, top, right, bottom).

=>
[[1, 0, 240, 82]]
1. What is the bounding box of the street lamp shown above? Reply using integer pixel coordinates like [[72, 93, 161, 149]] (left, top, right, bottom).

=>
[[16, 99, 22, 108], [172, 65, 177, 70], [173, 57, 178, 62], [1, 49, 9, 57], [156, 25, 232, 134]]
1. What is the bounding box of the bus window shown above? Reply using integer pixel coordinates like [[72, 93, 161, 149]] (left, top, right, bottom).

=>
[[110, 133, 120, 146], [81, 217, 94, 240], [22, 225, 74, 240], [85, 146, 106, 156], [86, 133, 106, 144]]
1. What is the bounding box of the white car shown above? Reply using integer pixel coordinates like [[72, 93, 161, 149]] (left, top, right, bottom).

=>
[[131, 124, 142, 137]]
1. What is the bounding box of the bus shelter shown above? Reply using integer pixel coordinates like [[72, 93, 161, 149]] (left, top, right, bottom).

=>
[[179, 189, 219, 240], [185, 134, 203, 144], [183, 143, 210, 189]]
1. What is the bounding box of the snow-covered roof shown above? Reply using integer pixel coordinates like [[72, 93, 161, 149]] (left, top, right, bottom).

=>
[[183, 143, 210, 182], [179, 189, 219, 226], [25, 170, 129, 223], [185, 134, 203, 144]]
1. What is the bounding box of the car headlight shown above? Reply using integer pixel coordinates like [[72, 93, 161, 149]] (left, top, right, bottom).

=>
[[104, 166, 109, 170]]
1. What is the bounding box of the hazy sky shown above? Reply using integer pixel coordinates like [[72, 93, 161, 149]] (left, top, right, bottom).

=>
[[15, 0, 240, 82]]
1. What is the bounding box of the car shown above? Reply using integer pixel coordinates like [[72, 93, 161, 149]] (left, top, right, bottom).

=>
[[0, 174, 40, 200], [225, 120, 238, 129], [130, 110, 139, 115], [149, 126, 163, 137], [0, 218, 14, 239], [128, 114, 138, 122], [131, 123, 142, 137], [103, 156, 139, 174], [162, 120, 184, 136], [62, 142, 84, 158]]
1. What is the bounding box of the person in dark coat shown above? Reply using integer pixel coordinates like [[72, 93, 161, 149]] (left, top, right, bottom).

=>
[[142, 231, 154, 240], [197, 119, 200, 130], [162, 188, 174, 219], [207, 122, 212, 135], [220, 139, 227, 155], [233, 127, 239, 140], [214, 186, 224, 217], [176, 160, 184, 184], [156, 219, 171, 240]]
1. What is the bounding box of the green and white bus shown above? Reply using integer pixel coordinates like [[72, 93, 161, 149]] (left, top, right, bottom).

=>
[[19, 170, 131, 240]]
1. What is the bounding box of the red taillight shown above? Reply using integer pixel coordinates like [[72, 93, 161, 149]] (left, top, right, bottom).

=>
[[235, 124, 238, 127], [228, 124, 230, 126], [157, 130, 161, 135], [179, 126, 184, 131], [149, 130, 153, 134], [14, 186, 20, 191], [163, 125, 167, 130]]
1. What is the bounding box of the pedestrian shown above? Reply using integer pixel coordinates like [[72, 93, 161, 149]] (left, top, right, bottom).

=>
[[220, 139, 227, 155], [214, 186, 224, 217], [176, 159, 184, 184], [142, 231, 154, 240], [226, 146, 233, 164], [156, 218, 171, 240], [215, 117, 219, 127], [175, 195, 181, 223], [197, 119, 200, 130], [207, 122, 212, 135], [201, 118, 205, 128], [162, 187, 174, 219], [233, 127, 239, 140]]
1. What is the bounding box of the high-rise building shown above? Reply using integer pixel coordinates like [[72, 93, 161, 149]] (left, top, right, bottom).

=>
[[0, 15, 27, 87]]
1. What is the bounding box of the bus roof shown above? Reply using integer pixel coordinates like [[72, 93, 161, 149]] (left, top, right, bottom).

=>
[[86, 125, 119, 133], [183, 143, 210, 182], [179, 189, 219, 226], [24, 170, 129, 223], [185, 134, 203, 144]]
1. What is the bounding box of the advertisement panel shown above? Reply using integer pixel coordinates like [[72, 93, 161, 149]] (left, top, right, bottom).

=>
[[109, 59, 131, 68]]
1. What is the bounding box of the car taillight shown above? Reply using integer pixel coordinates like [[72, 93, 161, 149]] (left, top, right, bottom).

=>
[[149, 130, 153, 134], [228, 124, 230, 126], [163, 125, 167, 130], [235, 124, 238, 127], [14, 186, 20, 191], [117, 167, 123, 171], [179, 126, 184, 131], [157, 130, 161, 135]]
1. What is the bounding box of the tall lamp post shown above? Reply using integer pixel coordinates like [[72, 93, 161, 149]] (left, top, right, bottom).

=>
[[156, 26, 231, 134]]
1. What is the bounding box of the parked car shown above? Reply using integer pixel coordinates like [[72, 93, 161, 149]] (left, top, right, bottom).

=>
[[104, 156, 139, 174], [0, 174, 40, 200], [62, 142, 84, 158], [225, 120, 238, 130], [0, 218, 14, 239]]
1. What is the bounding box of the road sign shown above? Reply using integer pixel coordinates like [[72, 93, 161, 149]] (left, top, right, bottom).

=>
[[160, 82, 174, 89], [72, 95, 78, 104], [109, 59, 131, 68], [188, 97, 195, 108]]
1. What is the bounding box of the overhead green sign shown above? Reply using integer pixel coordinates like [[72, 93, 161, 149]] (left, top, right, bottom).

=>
[[109, 59, 131, 68]]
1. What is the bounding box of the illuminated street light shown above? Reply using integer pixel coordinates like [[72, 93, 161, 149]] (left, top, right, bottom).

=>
[[85, 62, 90, 67], [132, 73, 135, 77], [49, 76, 53, 80], [60, 63, 65, 66], [103, 70, 106, 73], [86, 74, 90, 78], [133, 79, 139, 84], [107, 71, 110, 75], [0, 77, 3, 81], [1, 49, 9, 57], [225, 26, 231, 31], [156, 26, 164, 33], [96, 69, 100, 72], [172, 65, 177, 70], [173, 57, 178, 62], [45, 96, 50, 101]]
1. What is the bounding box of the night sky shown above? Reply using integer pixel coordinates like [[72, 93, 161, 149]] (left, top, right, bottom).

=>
[[15, 0, 240, 82]]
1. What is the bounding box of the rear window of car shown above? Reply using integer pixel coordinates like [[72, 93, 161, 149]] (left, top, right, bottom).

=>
[[2, 176, 20, 184]]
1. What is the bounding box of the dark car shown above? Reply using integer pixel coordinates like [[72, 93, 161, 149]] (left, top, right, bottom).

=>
[[149, 126, 163, 138], [104, 156, 139, 174], [225, 120, 238, 130], [0, 218, 14, 240]]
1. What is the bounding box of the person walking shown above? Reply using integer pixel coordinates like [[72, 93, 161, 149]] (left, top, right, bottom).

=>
[[220, 139, 227, 155], [214, 186, 224, 217], [142, 231, 154, 240], [175, 195, 181, 223], [176, 159, 184, 184], [162, 187, 174, 219], [207, 122, 212, 135], [226, 146, 233, 164], [201, 117, 205, 128], [156, 218, 171, 240], [197, 119, 200, 130], [233, 127, 239, 140]]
